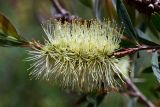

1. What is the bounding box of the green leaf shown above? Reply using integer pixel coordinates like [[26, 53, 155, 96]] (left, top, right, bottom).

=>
[[100, 93, 130, 107], [151, 13, 160, 32], [148, 20, 159, 39], [0, 12, 28, 46], [134, 51, 152, 76], [142, 67, 153, 73], [94, 0, 102, 21], [152, 52, 160, 82], [136, 29, 159, 45], [87, 94, 105, 107], [116, 0, 138, 44], [79, 0, 93, 8], [127, 98, 137, 107]]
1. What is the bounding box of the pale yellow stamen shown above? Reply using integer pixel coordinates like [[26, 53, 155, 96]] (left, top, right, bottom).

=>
[[27, 19, 127, 93]]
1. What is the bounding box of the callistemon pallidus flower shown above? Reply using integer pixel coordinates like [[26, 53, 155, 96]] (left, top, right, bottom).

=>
[[27, 19, 127, 93]]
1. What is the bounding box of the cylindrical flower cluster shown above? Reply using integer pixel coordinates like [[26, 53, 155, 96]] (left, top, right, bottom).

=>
[[27, 19, 128, 93]]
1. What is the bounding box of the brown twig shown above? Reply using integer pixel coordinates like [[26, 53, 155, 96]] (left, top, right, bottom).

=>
[[50, 0, 69, 15], [50, 0, 77, 22], [113, 45, 160, 58], [26, 40, 43, 50], [125, 77, 155, 107]]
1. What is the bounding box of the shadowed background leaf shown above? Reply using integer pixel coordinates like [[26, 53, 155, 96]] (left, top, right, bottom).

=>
[[0, 12, 28, 46], [0, 0, 160, 107], [152, 52, 160, 82], [116, 0, 138, 44], [151, 13, 160, 34]]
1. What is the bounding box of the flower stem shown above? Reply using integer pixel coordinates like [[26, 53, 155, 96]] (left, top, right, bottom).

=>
[[113, 45, 160, 58], [50, 0, 69, 15], [125, 77, 155, 107]]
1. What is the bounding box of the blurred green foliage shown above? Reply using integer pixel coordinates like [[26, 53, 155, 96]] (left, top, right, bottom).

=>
[[0, 1, 69, 107], [0, 0, 160, 107]]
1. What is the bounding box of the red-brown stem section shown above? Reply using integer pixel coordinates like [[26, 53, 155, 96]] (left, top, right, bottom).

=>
[[50, 0, 77, 22], [125, 77, 155, 107], [50, 0, 69, 15], [26, 40, 43, 50], [113, 45, 160, 58]]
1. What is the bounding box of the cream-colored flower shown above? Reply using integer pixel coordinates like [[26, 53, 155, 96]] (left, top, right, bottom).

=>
[[27, 19, 127, 93]]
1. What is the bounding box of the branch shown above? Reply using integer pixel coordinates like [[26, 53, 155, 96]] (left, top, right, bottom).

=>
[[50, 0, 77, 21], [113, 45, 160, 58], [50, 0, 69, 15], [125, 77, 155, 107]]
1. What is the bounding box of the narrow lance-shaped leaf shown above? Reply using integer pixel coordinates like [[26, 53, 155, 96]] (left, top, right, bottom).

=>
[[136, 29, 159, 45], [152, 52, 160, 82], [94, 0, 102, 21], [116, 0, 138, 44], [0, 12, 28, 46], [151, 12, 160, 32]]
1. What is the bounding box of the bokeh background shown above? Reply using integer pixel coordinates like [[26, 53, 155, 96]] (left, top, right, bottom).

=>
[[0, 0, 159, 107]]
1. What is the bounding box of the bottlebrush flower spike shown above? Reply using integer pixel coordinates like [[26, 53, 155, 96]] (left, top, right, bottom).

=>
[[27, 19, 127, 93]]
